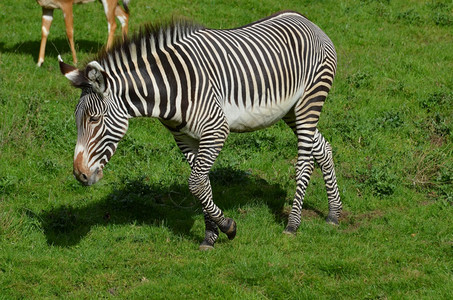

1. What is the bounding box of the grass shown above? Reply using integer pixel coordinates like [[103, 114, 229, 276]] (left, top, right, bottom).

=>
[[1, 0, 452, 298]]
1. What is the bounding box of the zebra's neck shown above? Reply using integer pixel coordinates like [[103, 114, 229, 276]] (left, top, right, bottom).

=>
[[98, 22, 203, 122]]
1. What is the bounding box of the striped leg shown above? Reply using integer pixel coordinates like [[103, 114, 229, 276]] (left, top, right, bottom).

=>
[[284, 140, 316, 234], [313, 129, 342, 225], [173, 133, 221, 249], [283, 108, 317, 234], [283, 84, 333, 233], [188, 120, 236, 245], [199, 209, 220, 250], [173, 133, 199, 169]]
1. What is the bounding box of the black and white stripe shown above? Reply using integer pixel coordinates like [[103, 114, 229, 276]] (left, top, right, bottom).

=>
[[66, 11, 342, 248]]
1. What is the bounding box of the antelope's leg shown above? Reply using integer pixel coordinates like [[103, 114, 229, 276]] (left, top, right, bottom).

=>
[[115, 3, 129, 41], [102, 0, 118, 49], [61, 3, 77, 65], [38, 8, 54, 67]]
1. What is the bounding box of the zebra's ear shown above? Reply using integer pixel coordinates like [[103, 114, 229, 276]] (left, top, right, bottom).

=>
[[85, 61, 109, 95], [59, 56, 88, 88]]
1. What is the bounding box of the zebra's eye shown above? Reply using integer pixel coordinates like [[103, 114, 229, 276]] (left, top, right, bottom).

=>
[[89, 115, 101, 123]]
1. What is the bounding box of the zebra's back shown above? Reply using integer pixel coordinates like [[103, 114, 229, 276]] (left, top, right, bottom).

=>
[[180, 11, 337, 132]]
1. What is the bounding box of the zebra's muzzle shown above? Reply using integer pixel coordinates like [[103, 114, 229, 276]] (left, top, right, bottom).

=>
[[73, 167, 103, 186], [73, 151, 104, 186]]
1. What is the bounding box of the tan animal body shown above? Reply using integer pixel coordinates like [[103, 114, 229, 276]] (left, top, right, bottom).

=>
[[36, 0, 130, 66]]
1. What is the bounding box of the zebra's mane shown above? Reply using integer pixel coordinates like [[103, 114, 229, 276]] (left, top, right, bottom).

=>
[[93, 17, 205, 64]]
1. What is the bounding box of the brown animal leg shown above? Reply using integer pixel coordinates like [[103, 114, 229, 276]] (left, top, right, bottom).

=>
[[61, 2, 77, 65], [37, 8, 54, 67], [115, 4, 129, 42], [103, 0, 118, 49]]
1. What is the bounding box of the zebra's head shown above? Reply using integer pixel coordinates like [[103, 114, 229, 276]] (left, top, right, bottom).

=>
[[60, 58, 129, 186]]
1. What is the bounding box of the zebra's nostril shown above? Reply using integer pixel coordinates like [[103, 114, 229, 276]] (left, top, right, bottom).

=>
[[81, 173, 88, 181]]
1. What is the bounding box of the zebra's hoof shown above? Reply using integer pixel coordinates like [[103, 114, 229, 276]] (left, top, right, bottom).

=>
[[283, 226, 297, 235], [326, 214, 339, 226], [220, 218, 237, 240], [199, 241, 215, 251]]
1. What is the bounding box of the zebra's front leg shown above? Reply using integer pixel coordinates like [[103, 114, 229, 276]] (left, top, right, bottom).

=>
[[172, 133, 226, 249], [313, 129, 342, 225], [187, 124, 236, 248], [199, 210, 220, 250], [189, 168, 237, 243]]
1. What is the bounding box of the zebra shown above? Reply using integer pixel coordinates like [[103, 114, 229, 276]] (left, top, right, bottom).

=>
[[59, 10, 342, 249]]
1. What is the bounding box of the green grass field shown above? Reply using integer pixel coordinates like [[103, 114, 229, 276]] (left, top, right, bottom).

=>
[[1, 0, 452, 298]]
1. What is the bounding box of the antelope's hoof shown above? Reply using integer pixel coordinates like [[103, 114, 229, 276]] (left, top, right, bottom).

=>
[[283, 226, 297, 236], [220, 218, 237, 240], [326, 214, 339, 226]]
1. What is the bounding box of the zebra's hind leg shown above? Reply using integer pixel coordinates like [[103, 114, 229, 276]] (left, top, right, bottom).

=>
[[313, 129, 342, 225], [284, 152, 315, 234], [283, 112, 316, 234]]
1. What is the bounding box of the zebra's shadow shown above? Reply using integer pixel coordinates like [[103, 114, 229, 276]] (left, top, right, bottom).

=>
[[35, 167, 288, 247]]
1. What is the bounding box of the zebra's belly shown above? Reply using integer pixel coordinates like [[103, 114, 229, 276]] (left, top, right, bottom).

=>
[[224, 92, 302, 132]]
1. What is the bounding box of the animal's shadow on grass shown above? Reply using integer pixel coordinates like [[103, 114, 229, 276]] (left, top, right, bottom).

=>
[[35, 167, 296, 247], [0, 39, 101, 63]]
